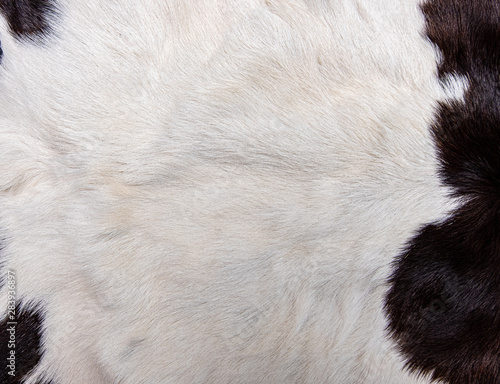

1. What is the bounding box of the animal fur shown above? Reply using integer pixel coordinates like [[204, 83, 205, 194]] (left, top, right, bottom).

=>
[[0, 1, 498, 383]]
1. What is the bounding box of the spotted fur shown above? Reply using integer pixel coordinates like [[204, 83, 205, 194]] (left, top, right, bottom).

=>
[[0, 1, 497, 383]]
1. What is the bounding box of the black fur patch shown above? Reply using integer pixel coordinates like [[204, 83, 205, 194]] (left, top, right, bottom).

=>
[[0, 303, 47, 384], [0, 0, 57, 40], [385, 1, 500, 383]]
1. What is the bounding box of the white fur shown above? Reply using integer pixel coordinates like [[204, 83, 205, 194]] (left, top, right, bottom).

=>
[[441, 73, 470, 103], [0, 1, 460, 383]]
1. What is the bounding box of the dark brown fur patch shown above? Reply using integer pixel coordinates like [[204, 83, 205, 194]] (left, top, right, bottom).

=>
[[385, 1, 500, 383], [0, 0, 57, 40], [0, 303, 47, 384]]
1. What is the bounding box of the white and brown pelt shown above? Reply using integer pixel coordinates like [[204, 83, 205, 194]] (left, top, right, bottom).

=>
[[0, 1, 498, 383]]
